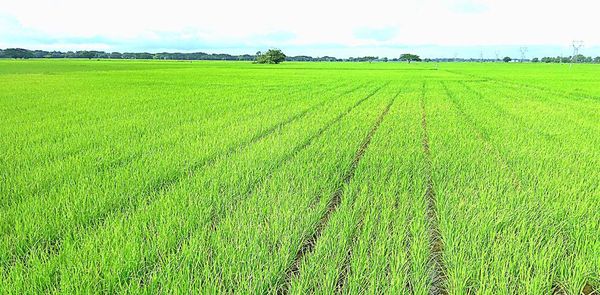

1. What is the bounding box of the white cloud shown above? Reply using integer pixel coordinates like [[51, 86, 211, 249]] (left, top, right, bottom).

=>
[[1, 0, 599, 56]]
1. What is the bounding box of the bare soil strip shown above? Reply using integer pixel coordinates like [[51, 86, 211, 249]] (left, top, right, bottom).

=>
[[582, 283, 598, 295], [552, 283, 568, 295], [553, 282, 598, 295], [277, 91, 395, 294], [419, 83, 448, 295]]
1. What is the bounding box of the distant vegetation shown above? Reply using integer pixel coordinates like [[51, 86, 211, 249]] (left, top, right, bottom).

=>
[[0, 48, 258, 61], [2, 48, 600, 63], [538, 54, 600, 63], [0, 48, 411, 62]]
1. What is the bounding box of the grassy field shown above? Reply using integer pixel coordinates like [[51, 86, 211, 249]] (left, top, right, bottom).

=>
[[0, 59, 598, 294]]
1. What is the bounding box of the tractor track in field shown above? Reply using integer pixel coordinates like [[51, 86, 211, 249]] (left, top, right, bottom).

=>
[[441, 69, 600, 102], [335, 213, 365, 293], [2, 84, 364, 280], [131, 84, 390, 289], [387, 172, 415, 293], [0, 85, 316, 212], [419, 82, 448, 295], [455, 81, 557, 142], [0, 83, 350, 218], [207, 84, 389, 231], [401, 197, 415, 294], [118, 85, 355, 202], [277, 91, 395, 294], [441, 82, 598, 295], [552, 281, 597, 294], [453, 76, 600, 133], [440, 81, 523, 191], [336, 90, 402, 294], [581, 283, 598, 295], [552, 283, 568, 295]]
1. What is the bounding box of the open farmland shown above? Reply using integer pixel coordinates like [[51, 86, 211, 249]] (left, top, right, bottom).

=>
[[0, 60, 598, 294]]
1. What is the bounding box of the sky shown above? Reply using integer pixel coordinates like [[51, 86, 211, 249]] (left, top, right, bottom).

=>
[[1, 0, 599, 58]]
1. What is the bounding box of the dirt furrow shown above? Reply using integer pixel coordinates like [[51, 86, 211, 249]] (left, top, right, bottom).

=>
[[132, 84, 389, 288], [208, 84, 388, 231], [440, 83, 596, 295], [13, 85, 365, 291], [441, 69, 600, 102], [440, 81, 523, 191], [456, 81, 556, 141], [335, 215, 365, 293], [419, 82, 448, 295], [277, 92, 395, 294], [1, 83, 338, 213]]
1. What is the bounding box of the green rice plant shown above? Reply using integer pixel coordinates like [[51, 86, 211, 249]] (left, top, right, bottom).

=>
[[0, 60, 598, 294]]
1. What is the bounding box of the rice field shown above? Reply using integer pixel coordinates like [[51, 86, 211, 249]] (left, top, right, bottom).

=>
[[0, 59, 598, 294]]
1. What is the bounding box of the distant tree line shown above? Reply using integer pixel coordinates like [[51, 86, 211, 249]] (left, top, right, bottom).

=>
[[0, 48, 258, 61], [4, 48, 599, 63], [537, 55, 600, 63], [0, 48, 417, 63], [0, 48, 396, 62]]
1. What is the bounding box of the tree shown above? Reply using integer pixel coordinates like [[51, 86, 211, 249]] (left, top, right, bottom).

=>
[[594, 56, 600, 63], [122, 52, 137, 59], [255, 49, 286, 64], [109, 52, 122, 59], [76, 51, 96, 59], [399, 53, 421, 63], [531, 57, 539, 63], [503, 56, 512, 63], [3, 48, 34, 59], [364, 56, 377, 63], [573, 54, 585, 63], [135, 52, 154, 59]]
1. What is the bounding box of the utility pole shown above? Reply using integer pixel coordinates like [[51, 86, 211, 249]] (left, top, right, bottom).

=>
[[480, 50, 484, 62], [495, 51, 500, 62], [519, 47, 528, 63], [571, 40, 584, 68]]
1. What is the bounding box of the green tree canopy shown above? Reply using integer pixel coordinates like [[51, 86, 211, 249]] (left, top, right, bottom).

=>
[[399, 53, 421, 63], [255, 49, 286, 64], [3, 48, 34, 59], [503, 56, 512, 63]]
